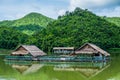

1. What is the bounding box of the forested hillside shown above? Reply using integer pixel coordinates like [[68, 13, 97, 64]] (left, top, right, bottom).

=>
[[0, 12, 53, 35], [27, 8, 120, 54], [105, 17, 120, 27], [0, 8, 120, 54], [0, 27, 28, 49]]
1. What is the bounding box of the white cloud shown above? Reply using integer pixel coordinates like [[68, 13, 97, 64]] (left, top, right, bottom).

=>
[[69, 0, 117, 11], [0, 0, 120, 21], [58, 9, 66, 16], [68, 0, 120, 17], [95, 6, 120, 17]]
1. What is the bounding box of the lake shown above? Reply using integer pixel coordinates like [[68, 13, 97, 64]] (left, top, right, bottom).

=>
[[0, 55, 120, 80]]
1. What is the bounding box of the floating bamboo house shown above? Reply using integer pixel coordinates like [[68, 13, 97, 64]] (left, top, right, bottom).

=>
[[12, 45, 46, 57], [5, 43, 110, 62], [53, 47, 74, 55], [73, 43, 110, 61], [6, 45, 46, 61]]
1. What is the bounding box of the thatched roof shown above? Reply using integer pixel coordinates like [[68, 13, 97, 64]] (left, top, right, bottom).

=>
[[53, 47, 74, 50], [75, 43, 110, 56], [12, 45, 46, 57]]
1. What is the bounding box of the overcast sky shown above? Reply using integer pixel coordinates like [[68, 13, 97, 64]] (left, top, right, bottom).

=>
[[0, 0, 120, 21]]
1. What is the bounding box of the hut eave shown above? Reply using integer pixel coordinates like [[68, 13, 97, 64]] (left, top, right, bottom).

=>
[[12, 51, 29, 55], [53, 47, 74, 50]]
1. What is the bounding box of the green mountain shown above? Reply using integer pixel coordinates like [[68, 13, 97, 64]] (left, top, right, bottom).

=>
[[0, 8, 120, 51], [0, 12, 54, 35], [105, 17, 120, 27], [12, 12, 53, 27], [28, 8, 120, 53]]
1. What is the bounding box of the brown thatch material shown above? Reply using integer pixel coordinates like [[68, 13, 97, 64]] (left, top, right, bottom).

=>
[[75, 43, 110, 56], [12, 45, 46, 57]]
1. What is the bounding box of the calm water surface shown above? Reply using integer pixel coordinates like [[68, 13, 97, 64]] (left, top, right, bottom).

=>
[[0, 55, 120, 80]]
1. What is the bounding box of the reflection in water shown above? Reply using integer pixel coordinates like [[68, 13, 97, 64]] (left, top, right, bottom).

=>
[[6, 60, 110, 79], [3, 62, 110, 80], [0, 77, 15, 80], [3, 54, 120, 80], [12, 64, 44, 75], [53, 62, 110, 79], [12, 65, 29, 74]]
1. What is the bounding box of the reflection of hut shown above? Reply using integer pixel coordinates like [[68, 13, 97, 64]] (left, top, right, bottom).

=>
[[12, 64, 44, 75], [12, 65, 30, 74], [54, 62, 110, 79], [53, 47, 74, 55], [12, 45, 46, 57], [74, 64, 110, 78], [74, 43, 110, 61]]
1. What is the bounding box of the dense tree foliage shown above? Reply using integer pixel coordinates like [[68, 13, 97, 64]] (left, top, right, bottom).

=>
[[27, 8, 120, 54], [105, 17, 120, 27], [12, 24, 44, 35], [0, 27, 28, 49], [0, 12, 53, 35]]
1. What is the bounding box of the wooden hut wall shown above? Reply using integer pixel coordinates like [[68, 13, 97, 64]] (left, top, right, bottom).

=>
[[16, 46, 27, 51], [12, 46, 29, 56], [53, 49, 75, 55]]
